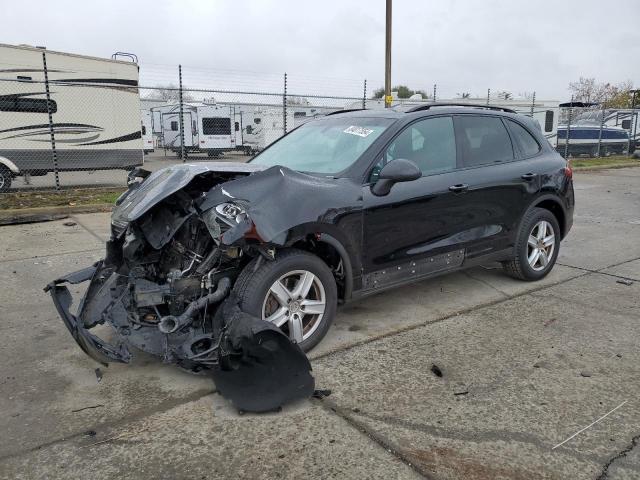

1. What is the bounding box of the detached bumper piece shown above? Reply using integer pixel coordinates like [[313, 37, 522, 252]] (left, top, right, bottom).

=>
[[44, 262, 131, 366], [212, 298, 315, 413]]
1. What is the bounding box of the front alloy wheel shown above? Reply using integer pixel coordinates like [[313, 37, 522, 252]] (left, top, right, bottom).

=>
[[233, 248, 337, 352], [262, 270, 326, 344]]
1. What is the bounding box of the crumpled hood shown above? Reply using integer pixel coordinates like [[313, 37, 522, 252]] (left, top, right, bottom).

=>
[[112, 162, 267, 225], [197, 165, 363, 245]]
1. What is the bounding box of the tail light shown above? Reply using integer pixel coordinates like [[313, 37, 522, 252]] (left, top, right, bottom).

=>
[[564, 159, 573, 179]]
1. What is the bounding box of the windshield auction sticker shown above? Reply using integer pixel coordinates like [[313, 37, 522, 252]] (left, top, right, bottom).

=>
[[343, 125, 374, 137]]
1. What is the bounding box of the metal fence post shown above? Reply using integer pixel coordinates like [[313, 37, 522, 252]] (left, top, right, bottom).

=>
[[42, 51, 60, 191], [597, 101, 606, 157], [564, 95, 573, 159], [178, 64, 186, 162], [486, 88, 490, 105], [433, 84, 437, 102], [530, 91, 536, 117], [283, 72, 288, 134], [362, 79, 367, 109]]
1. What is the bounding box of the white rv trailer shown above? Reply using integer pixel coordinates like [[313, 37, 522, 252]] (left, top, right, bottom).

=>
[[141, 110, 154, 153], [159, 103, 244, 156], [0, 43, 143, 190]]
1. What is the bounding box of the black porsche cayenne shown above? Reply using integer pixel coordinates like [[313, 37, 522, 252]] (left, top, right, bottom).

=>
[[48, 104, 574, 370]]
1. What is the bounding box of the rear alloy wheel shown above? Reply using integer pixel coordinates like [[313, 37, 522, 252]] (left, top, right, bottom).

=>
[[503, 207, 561, 281], [234, 249, 337, 351]]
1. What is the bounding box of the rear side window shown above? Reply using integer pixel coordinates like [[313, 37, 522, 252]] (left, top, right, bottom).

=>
[[202, 117, 231, 135], [170, 121, 178, 131], [383, 116, 457, 175], [455, 116, 514, 167], [505, 120, 541, 158]]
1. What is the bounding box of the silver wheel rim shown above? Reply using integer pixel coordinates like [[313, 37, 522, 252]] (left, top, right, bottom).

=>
[[261, 270, 326, 344], [527, 220, 555, 271]]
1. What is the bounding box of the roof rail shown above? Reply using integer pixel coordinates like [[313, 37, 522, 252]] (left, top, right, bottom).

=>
[[324, 108, 365, 116], [406, 103, 517, 114]]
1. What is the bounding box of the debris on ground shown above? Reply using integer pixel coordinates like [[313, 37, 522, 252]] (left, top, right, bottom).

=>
[[63, 221, 77, 227], [616, 279, 633, 286], [543, 317, 557, 327], [72, 404, 104, 413], [453, 390, 469, 396], [312, 389, 332, 399], [580, 371, 592, 377], [431, 364, 443, 378], [95, 368, 103, 383]]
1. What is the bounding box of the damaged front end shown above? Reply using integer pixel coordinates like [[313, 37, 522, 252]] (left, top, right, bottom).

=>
[[45, 163, 317, 412]]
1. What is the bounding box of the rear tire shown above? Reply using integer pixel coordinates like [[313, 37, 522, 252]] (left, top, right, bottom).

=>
[[0, 166, 12, 192], [233, 249, 337, 352], [502, 208, 561, 281]]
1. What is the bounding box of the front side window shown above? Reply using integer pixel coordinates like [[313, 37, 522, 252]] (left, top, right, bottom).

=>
[[252, 116, 393, 174], [202, 117, 231, 135], [376, 116, 457, 178], [506, 120, 541, 158], [456, 115, 514, 167]]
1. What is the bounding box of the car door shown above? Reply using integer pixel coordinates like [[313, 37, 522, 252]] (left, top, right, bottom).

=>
[[362, 115, 475, 289], [450, 114, 542, 259]]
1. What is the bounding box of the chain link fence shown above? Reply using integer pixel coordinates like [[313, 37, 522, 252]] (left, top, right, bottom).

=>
[[1, 51, 638, 200]]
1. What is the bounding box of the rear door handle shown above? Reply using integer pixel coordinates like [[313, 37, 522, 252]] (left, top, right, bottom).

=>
[[521, 173, 538, 181], [449, 183, 469, 193]]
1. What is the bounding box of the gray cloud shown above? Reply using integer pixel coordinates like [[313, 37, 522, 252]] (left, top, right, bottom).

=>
[[3, 0, 639, 100]]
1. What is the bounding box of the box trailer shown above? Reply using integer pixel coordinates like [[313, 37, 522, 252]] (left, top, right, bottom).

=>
[[0, 43, 143, 190]]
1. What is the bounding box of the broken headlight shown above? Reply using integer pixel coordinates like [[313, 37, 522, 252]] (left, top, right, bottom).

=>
[[215, 202, 248, 224]]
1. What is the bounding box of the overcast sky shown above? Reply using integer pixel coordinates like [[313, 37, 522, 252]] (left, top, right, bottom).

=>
[[3, 0, 639, 100]]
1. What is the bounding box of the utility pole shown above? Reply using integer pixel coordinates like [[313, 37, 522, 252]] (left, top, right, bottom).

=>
[[384, 0, 392, 108]]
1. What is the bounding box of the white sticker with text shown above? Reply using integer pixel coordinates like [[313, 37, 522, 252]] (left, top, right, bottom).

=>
[[343, 125, 374, 137]]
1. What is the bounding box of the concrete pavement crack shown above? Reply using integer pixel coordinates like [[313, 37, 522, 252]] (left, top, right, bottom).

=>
[[314, 397, 433, 479], [596, 433, 640, 480], [463, 270, 511, 298], [70, 214, 108, 243]]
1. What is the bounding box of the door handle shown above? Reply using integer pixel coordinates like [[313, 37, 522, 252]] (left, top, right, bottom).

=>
[[521, 173, 538, 181], [449, 183, 469, 193]]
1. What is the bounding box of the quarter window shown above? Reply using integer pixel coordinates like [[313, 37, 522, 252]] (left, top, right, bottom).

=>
[[455, 116, 514, 167], [382, 116, 457, 176], [506, 120, 541, 158]]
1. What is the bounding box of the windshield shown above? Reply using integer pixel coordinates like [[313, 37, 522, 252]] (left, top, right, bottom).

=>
[[251, 116, 394, 174]]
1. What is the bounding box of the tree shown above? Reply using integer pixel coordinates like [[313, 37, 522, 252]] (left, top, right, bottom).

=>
[[568, 78, 635, 108], [456, 92, 471, 99], [496, 91, 513, 100], [372, 85, 429, 99], [146, 84, 194, 102]]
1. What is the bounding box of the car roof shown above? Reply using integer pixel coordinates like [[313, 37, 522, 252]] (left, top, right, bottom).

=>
[[321, 104, 541, 129]]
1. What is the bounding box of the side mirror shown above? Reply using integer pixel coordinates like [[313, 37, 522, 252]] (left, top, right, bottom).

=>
[[371, 158, 421, 196]]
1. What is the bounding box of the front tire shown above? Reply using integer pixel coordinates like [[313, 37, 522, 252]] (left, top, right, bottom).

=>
[[502, 208, 560, 281], [233, 249, 337, 352]]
